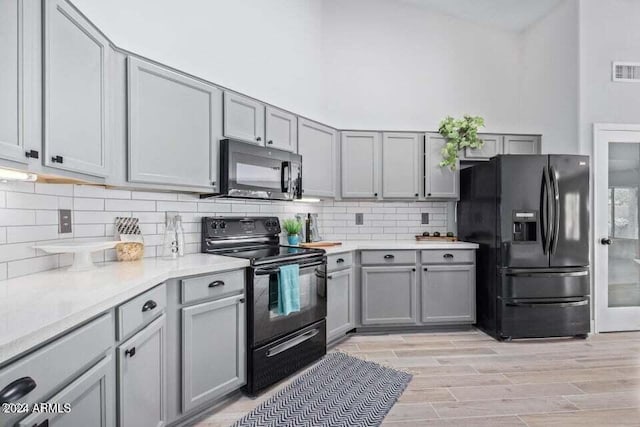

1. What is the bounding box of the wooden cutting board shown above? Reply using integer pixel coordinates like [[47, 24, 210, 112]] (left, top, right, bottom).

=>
[[415, 235, 457, 242], [299, 241, 343, 248]]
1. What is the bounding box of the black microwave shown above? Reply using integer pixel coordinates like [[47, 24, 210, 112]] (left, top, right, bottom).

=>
[[205, 139, 302, 201]]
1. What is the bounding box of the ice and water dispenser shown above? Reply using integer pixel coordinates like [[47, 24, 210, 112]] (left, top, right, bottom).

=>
[[512, 211, 538, 242]]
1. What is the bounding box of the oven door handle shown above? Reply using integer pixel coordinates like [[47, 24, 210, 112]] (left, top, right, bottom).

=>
[[254, 260, 325, 276], [266, 328, 320, 358]]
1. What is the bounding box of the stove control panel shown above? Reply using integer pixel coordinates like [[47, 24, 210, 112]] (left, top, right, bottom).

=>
[[202, 216, 281, 239]]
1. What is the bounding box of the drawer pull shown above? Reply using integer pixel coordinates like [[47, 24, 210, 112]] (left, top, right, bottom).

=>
[[208, 280, 225, 288], [336, 258, 345, 264], [141, 300, 157, 312], [443, 253, 454, 259], [383, 254, 395, 260], [125, 347, 136, 358], [0, 377, 37, 404]]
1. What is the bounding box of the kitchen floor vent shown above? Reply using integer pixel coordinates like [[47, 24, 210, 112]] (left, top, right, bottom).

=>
[[613, 62, 640, 82]]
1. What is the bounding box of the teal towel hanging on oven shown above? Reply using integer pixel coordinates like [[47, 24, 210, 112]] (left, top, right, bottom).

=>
[[278, 264, 300, 315]]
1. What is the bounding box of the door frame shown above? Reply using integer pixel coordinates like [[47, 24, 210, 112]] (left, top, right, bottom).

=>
[[593, 123, 640, 332]]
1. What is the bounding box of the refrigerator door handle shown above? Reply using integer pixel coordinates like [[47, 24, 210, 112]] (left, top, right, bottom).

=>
[[506, 299, 588, 309], [541, 167, 552, 254], [549, 165, 560, 254]]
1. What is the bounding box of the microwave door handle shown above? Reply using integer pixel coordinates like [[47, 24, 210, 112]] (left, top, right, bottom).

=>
[[281, 161, 290, 193]]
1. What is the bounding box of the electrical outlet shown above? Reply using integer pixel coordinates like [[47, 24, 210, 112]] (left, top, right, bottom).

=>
[[421, 213, 429, 225], [59, 209, 72, 233], [355, 213, 364, 225]]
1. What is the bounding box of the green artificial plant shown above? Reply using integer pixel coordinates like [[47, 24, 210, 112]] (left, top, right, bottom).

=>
[[438, 115, 485, 170], [282, 218, 303, 236]]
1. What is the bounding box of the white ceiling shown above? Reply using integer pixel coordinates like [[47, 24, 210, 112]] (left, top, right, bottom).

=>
[[401, 0, 564, 32]]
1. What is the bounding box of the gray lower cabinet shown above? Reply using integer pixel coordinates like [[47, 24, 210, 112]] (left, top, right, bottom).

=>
[[265, 106, 297, 152], [117, 314, 166, 427], [341, 131, 380, 198], [421, 265, 476, 323], [297, 118, 337, 197], [43, 0, 110, 177], [18, 355, 115, 427], [181, 293, 246, 412], [425, 134, 458, 199], [381, 133, 421, 198], [223, 91, 265, 145], [503, 135, 541, 154], [0, 0, 27, 164], [127, 57, 222, 189], [461, 134, 503, 161], [361, 266, 417, 325], [327, 268, 355, 342]]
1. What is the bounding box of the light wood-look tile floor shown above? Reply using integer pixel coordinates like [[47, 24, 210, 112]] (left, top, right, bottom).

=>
[[196, 329, 640, 426]]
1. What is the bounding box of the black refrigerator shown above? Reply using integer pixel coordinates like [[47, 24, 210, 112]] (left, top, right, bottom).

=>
[[458, 155, 590, 340]]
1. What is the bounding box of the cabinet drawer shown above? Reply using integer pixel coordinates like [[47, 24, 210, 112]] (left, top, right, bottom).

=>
[[118, 283, 166, 340], [0, 313, 113, 426], [421, 250, 474, 264], [181, 269, 245, 304], [327, 252, 353, 271], [361, 250, 416, 265]]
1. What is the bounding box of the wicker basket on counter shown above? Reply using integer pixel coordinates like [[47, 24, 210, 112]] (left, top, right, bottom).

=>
[[115, 242, 144, 261]]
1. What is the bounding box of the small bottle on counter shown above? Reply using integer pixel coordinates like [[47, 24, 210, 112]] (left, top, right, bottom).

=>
[[162, 216, 178, 259], [175, 215, 185, 257]]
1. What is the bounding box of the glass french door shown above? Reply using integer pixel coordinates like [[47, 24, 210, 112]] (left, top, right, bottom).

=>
[[595, 125, 640, 332]]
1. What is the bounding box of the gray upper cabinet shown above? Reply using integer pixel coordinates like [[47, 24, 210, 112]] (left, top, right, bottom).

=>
[[265, 106, 297, 152], [503, 134, 541, 154], [127, 57, 221, 189], [0, 0, 26, 164], [461, 134, 503, 161], [17, 355, 115, 427], [361, 266, 417, 325], [118, 314, 166, 427], [382, 132, 421, 198], [327, 268, 355, 342], [223, 91, 265, 145], [341, 131, 380, 198], [182, 293, 246, 412], [422, 265, 475, 324], [43, 0, 110, 177], [425, 134, 458, 199], [297, 118, 337, 197]]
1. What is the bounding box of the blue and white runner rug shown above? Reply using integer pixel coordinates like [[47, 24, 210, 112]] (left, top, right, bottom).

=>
[[232, 352, 412, 427]]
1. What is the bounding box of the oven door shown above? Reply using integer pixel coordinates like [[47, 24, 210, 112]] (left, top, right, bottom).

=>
[[249, 258, 327, 347], [220, 139, 302, 200]]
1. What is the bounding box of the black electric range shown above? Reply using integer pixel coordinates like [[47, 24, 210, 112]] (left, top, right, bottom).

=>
[[201, 216, 327, 395]]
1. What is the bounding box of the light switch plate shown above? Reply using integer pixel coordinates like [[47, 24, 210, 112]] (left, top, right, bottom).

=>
[[421, 213, 429, 224], [355, 213, 364, 225], [59, 209, 72, 233]]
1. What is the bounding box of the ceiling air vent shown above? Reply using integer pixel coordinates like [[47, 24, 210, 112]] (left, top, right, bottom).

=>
[[613, 62, 640, 82]]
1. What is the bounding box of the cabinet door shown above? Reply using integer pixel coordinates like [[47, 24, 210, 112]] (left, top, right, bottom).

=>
[[422, 265, 475, 323], [425, 134, 458, 199], [127, 57, 221, 189], [43, 0, 110, 176], [297, 118, 337, 197], [361, 266, 417, 325], [462, 134, 502, 161], [223, 92, 265, 145], [503, 135, 541, 155], [118, 314, 166, 427], [18, 355, 115, 427], [382, 133, 421, 198], [0, 0, 27, 164], [182, 294, 246, 412], [341, 131, 380, 198], [327, 268, 354, 342], [265, 106, 297, 152]]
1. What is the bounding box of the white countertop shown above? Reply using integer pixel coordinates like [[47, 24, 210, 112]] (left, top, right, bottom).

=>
[[321, 240, 479, 255], [0, 254, 249, 365]]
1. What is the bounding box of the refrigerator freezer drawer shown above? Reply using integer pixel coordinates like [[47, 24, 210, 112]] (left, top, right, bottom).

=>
[[498, 297, 590, 339], [501, 269, 589, 299]]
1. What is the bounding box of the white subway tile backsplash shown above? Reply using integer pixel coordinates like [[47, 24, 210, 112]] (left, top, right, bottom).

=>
[[0, 183, 449, 280]]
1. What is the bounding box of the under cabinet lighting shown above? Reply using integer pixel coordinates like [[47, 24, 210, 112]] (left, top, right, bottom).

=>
[[297, 197, 321, 203], [0, 168, 38, 182]]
